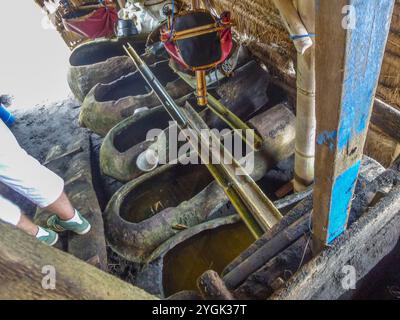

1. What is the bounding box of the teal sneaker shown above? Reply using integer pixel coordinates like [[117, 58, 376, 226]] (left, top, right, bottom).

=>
[[36, 227, 59, 246], [47, 210, 91, 235]]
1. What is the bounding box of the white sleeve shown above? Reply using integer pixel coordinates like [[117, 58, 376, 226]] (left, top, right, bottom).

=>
[[0, 195, 21, 226]]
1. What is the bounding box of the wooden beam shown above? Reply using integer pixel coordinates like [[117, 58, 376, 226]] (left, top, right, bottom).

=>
[[370, 98, 400, 141], [0, 222, 157, 300], [313, 0, 395, 251]]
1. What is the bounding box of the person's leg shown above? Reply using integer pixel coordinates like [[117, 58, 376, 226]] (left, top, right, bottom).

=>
[[0, 121, 90, 234], [44, 191, 74, 221], [17, 214, 39, 237], [0, 194, 58, 245], [0, 194, 22, 227]]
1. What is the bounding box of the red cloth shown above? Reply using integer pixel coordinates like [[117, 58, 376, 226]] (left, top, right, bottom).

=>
[[63, 7, 118, 39], [163, 28, 233, 70]]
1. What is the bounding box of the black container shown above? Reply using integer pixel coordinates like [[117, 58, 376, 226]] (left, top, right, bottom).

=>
[[116, 19, 139, 38]]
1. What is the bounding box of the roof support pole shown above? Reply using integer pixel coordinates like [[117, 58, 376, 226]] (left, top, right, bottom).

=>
[[312, 0, 395, 252]]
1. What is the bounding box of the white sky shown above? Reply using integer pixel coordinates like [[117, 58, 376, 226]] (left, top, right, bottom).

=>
[[0, 1, 70, 109]]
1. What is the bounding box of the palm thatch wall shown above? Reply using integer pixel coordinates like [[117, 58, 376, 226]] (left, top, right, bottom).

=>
[[378, 0, 400, 109], [186, 0, 400, 109]]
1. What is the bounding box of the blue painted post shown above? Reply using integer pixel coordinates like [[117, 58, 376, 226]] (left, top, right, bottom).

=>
[[312, 0, 395, 251]]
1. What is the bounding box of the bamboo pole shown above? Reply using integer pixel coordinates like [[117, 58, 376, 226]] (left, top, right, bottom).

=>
[[294, 0, 316, 191], [271, 0, 313, 54], [272, 0, 316, 192]]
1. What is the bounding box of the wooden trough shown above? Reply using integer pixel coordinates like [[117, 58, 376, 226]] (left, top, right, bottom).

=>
[[67, 37, 147, 102], [79, 60, 192, 136]]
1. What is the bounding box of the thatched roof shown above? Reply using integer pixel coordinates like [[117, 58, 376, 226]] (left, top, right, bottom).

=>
[[198, 0, 400, 109], [35, 0, 400, 109]]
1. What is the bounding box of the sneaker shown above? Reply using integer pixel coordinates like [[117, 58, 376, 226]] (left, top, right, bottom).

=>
[[47, 210, 91, 235], [36, 227, 59, 246]]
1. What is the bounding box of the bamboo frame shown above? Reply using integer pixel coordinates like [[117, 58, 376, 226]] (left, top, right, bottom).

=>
[[272, 0, 316, 192]]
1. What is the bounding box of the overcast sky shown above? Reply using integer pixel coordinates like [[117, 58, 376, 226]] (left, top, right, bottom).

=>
[[0, 1, 70, 109]]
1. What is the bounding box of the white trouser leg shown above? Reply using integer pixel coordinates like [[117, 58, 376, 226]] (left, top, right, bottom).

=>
[[0, 195, 22, 226], [0, 121, 64, 208]]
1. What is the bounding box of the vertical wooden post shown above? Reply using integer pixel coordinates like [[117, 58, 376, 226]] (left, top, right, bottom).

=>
[[313, 0, 395, 252]]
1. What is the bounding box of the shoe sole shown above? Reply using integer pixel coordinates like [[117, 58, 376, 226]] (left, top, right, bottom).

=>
[[48, 233, 59, 247], [75, 224, 91, 235]]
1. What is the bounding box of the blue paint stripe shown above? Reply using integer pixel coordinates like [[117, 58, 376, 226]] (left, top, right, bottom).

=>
[[337, 0, 394, 151], [317, 130, 337, 151], [328, 160, 361, 243]]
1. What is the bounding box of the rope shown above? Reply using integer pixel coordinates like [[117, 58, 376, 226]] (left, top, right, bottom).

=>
[[290, 33, 316, 40]]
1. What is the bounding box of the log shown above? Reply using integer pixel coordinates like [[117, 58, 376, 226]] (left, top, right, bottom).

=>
[[222, 195, 313, 276], [223, 214, 310, 289], [34, 134, 108, 270], [197, 270, 235, 300], [234, 235, 312, 299], [230, 159, 393, 299], [271, 185, 400, 300], [0, 222, 156, 300], [370, 98, 400, 141]]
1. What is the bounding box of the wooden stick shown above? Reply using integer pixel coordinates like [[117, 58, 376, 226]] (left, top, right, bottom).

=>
[[223, 214, 310, 289], [197, 270, 235, 300]]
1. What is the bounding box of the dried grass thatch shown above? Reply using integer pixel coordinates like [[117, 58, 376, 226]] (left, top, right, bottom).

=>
[[377, 0, 400, 110], [34, 0, 400, 108], [196, 0, 400, 109]]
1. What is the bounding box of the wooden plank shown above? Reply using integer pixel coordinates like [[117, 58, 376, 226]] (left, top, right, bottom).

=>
[[370, 98, 400, 141], [313, 0, 395, 251]]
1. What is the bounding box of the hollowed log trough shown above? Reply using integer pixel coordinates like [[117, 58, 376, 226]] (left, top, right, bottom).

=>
[[135, 215, 254, 297], [79, 60, 192, 136], [67, 37, 147, 102]]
